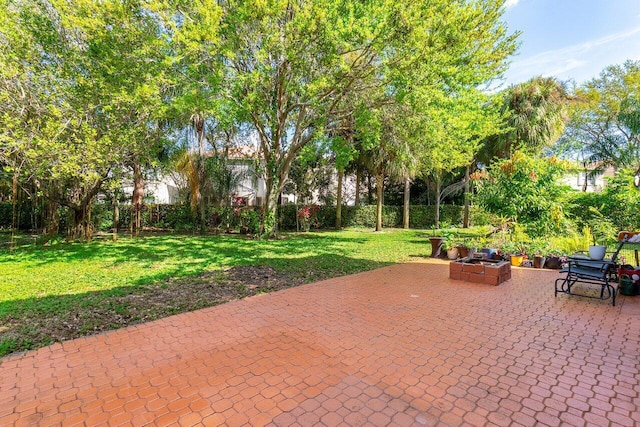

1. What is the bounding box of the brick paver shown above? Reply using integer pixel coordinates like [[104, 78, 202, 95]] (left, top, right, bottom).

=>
[[1, 261, 639, 426]]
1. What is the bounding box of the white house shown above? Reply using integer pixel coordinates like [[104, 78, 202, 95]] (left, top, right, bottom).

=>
[[560, 163, 615, 192], [123, 143, 361, 207], [121, 175, 181, 204]]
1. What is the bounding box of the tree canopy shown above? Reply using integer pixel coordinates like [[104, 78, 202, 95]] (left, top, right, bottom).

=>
[[1, 0, 520, 237], [558, 61, 640, 173]]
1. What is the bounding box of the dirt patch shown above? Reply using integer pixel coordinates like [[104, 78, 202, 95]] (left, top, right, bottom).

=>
[[0, 266, 310, 358], [225, 265, 305, 292]]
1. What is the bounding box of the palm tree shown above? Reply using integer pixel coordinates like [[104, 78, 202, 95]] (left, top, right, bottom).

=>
[[480, 76, 571, 162], [361, 107, 412, 231]]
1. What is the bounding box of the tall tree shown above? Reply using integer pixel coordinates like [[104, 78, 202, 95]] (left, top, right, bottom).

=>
[[1, 0, 174, 239], [557, 61, 640, 174], [413, 88, 502, 228], [480, 76, 570, 162], [182, 0, 519, 236]]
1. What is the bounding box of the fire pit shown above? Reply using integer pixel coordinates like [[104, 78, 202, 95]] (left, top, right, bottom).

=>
[[449, 257, 511, 286]]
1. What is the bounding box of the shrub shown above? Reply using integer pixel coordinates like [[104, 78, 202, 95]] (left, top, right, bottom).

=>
[[278, 204, 464, 230], [3, 200, 469, 233], [472, 152, 570, 237]]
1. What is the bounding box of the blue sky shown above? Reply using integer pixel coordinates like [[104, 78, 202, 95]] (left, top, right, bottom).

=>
[[500, 0, 640, 86]]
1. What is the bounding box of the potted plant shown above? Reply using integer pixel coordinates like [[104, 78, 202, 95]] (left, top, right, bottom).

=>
[[545, 253, 564, 269], [442, 239, 460, 260], [588, 227, 607, 260], [502, 241, 527, 267], [529, 240, 550, 268], [457, 238, 471, 258], [586, 211, 616, 260], [428, 233, 447, 258]]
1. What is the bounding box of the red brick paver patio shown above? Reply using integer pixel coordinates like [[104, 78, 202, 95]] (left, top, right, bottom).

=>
[[1, 261, 639, 426]]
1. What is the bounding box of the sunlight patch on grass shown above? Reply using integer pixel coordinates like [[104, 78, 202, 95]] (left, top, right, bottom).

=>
[[1, 230, 423, 304]]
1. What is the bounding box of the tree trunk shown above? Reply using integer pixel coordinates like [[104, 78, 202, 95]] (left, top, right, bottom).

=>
[[266, 189, 279, 238], [367, 175, 373, 205], [435, 175, 441, 229], [463, 164, 470, 228], [112, 193, 120, 242], [375, 173, 383, 231], [44, 201, 60, 238], [263, 175, 274, 236], [10, 170, 19, 251], [130, 162, 144, 236], [403, 177, 410, 229], [70, 204, 93, 241], [199, 192, 206, 233], [355, 168, 361, 206], [336, 168, 343, 229], [85, 205, 92, 241], [194, 114, 207, 233]]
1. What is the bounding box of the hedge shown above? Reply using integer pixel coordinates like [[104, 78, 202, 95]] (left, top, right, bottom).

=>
[[2, 201, 477, 232], [278, 204, 464, 230]]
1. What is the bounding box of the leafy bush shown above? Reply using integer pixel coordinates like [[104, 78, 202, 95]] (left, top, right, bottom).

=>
[[278, 204, 464, 230], [565, 169, 640, 233], [473, 152, 571, 237], [3, 200, 471, 233]]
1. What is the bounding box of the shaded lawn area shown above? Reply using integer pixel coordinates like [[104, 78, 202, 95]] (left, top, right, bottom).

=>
[[0, 229, 433, 357]]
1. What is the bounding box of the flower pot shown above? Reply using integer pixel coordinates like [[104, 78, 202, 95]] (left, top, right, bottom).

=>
[[545, 256, 561, 269], [510, 255, 524, 267], [429, 237, 446, 258], [447, 247, 459, 260], [589, 245, 607, 260], [619, 275, 638, 296], [458, 246, 470, 258], [533, 255, 546, 268]]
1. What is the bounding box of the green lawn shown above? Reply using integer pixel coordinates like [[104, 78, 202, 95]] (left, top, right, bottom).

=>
[[0, 228, 448, 357]]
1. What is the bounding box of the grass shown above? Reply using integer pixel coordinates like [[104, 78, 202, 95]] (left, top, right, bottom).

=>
[[1, 227, 467, 357]]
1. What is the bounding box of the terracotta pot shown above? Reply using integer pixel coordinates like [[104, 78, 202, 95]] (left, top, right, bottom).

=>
[[533, 255, 546, 268], [429, 237, 446, 258]]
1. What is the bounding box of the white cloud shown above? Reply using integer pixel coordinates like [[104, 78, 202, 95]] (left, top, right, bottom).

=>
[[504, 25, 640, 84], [504, 0, 520, 8]]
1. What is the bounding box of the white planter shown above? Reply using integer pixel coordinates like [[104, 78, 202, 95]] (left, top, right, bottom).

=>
[[447, 248, 459, 260], [588, 245, 607, 260]]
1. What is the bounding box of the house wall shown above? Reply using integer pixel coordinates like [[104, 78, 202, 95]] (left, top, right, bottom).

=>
[[121, 175, 180, 204], [124, 159, 360, 207], [560, 165, 615, 193]]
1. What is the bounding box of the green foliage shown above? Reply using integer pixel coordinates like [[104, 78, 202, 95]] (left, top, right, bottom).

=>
[[242, 209, 261, 235], [473, 151, 571, 237], [481, 77, 570, 161], [558, 60, 640, 171], [468, 206, 498, 227], [548, 230, 591, 255], [278, 204, 463, 230], [564, 169, 640, 233]]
